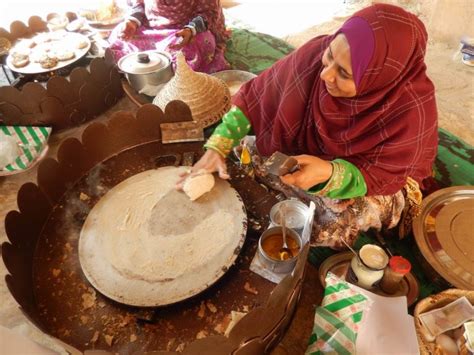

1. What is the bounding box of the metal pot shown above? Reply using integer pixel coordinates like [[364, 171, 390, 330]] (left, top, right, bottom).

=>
[[118, 50, 174, 93], [258, 226, 302, 274]]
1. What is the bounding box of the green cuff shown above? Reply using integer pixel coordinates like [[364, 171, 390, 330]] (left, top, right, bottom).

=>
[[308, 159, 367, 199], [204, 106, 251, 157]]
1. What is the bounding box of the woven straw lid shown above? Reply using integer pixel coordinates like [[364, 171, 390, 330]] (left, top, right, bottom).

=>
[[153, 52, 231, 127]]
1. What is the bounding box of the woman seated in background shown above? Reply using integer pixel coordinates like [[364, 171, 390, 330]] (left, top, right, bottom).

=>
[[109, 0, 230, 73], [179, 4, 438, 248]]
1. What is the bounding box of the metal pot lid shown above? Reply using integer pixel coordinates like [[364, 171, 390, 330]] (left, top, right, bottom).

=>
[[118, 50, 170, 75], [413, 186, 474, 290]]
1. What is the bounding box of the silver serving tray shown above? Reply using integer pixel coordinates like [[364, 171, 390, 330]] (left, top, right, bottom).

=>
[[413, 186, 474, 290]]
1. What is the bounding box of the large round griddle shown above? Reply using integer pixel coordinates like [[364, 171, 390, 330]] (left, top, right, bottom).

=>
[[413, 186, 474, 290], [79, 166, 247, 306]]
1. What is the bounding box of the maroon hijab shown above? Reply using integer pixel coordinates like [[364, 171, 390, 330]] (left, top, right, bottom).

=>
[[233, 4, 438, 195]]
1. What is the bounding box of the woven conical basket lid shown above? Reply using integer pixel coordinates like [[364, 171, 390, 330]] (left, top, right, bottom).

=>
[[153, 52, 231, 127]]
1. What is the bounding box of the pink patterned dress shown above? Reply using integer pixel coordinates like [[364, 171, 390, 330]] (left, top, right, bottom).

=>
[[108, 0, 230, 73]]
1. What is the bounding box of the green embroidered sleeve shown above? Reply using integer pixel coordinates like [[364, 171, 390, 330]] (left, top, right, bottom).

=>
[[204, 106, 251, 157], [309, 159, 367, 199], [204, 109, 366, 199]]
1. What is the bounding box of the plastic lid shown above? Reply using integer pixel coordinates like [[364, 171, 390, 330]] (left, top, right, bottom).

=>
[[389, 256, 411, 275], [118, 50, 169, 75]]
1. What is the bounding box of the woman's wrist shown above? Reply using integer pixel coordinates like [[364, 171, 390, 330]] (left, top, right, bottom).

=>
[[320, 159, 334, 183], [203, 144, 227, 158], [126, 16, 141, 27], [183, 25, 196, 37]]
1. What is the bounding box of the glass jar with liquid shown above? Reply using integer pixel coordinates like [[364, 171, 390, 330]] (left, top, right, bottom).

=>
[[346, 244, 389, 290]]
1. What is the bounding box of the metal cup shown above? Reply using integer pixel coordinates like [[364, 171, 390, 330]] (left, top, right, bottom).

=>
[[269, 199, 309, 236], [257, 226, 302, 273]]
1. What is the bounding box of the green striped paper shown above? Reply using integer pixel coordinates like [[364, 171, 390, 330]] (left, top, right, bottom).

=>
[[306, 273, 370, 355], [1, 125, 51, 172]]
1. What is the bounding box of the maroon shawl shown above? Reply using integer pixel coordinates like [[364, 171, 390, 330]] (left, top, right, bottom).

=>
[[233, 4, 438, 195]]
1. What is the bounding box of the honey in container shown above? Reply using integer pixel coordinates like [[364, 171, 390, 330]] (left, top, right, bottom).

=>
[[258, 226, 302, 273], [261, 233, 300, 261]]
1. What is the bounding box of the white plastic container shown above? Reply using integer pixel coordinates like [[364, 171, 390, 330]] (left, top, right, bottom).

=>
[[0, 133, 20, 169]]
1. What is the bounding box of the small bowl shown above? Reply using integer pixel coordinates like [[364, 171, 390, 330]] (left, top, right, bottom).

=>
[[258, 226, 301, 273]]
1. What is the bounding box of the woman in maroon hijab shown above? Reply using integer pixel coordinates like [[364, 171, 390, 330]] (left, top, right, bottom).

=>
[[180, 4, 438, 247]]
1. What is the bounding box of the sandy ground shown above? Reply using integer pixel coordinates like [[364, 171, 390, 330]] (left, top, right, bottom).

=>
[[0, 1, 473, 354]]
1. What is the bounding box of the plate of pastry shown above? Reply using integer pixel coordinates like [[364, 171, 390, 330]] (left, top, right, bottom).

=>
[[6, 31, 91, 74]]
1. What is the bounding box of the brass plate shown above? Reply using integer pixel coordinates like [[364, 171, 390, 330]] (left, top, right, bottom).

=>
[[319, 251, 420, 307], [413, 186, 474, 290]]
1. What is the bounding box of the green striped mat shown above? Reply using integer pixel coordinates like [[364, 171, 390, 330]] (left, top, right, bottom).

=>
[[306, 273, 370, 355], [0, 125, 51, 172]]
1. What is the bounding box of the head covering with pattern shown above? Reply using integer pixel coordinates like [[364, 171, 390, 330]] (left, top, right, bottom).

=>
[[233, 4, 438, 195]]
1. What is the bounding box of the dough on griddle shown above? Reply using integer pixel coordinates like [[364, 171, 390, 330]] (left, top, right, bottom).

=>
[[78, 167, 246, 306], [183, 170, 215, 201]]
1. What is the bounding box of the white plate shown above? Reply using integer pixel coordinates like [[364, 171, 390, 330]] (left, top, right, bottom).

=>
[[6, 32, 91, 75]]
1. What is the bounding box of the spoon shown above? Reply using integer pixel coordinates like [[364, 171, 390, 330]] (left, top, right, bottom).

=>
[[279, 206, 293, 260], [338, 235, 362, 265]]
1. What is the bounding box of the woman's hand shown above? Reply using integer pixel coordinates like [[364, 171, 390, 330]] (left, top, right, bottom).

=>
[[118, 20, 138, 40], [280, 155, 333, 190], [176, 149, 229, 189], [169, 28, 193, 50]]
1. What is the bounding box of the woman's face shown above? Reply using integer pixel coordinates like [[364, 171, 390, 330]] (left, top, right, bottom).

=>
[[320, 34, 357, 98]]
